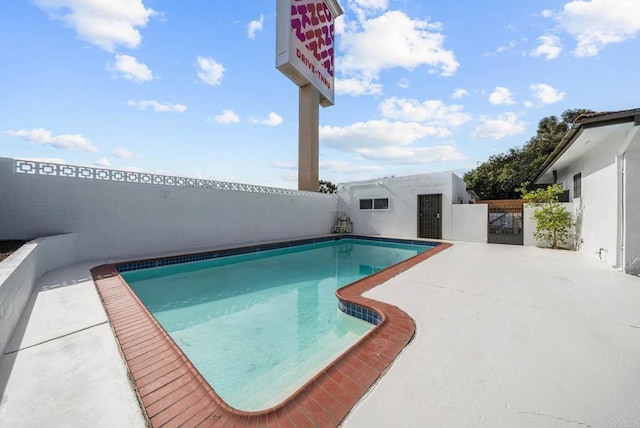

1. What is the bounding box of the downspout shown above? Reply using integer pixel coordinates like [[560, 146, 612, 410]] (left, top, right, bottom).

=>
[[616, 153, 625, 271]]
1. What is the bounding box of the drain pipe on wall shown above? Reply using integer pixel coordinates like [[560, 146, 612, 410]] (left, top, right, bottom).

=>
[[615, 153, 626, 270]]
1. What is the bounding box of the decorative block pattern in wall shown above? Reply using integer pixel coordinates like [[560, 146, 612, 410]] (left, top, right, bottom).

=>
[[14, 159, 334, 198]]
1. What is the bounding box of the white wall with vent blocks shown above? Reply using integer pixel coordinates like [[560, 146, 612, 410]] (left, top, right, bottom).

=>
[[0, 158, 337, 261]]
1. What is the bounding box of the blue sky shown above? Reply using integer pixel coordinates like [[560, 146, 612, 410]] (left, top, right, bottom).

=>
[[2, 0, 639, 189]]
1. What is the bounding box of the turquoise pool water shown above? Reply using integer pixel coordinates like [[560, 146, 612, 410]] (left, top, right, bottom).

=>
[[122, 238, 432, 410]]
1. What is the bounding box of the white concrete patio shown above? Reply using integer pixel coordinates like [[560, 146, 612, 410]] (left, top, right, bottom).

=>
[[1, 242, 639, 427]]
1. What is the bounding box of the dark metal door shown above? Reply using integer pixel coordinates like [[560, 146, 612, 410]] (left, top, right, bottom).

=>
[[488, 204, 523, 245], [418, 194, 442, 239]]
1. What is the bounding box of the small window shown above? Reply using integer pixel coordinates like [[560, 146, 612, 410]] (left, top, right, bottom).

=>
[[359, 198, 389, 210], [373, 198, 389, 210], [359, 199, 373, 210], [573, 173, 582, 199]]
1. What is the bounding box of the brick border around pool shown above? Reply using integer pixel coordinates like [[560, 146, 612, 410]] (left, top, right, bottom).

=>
[[91, 240, 452, 427]]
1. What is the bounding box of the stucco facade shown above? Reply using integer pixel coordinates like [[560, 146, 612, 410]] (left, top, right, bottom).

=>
[[337, 172, 475, 240], [535, 109, 640, 274]]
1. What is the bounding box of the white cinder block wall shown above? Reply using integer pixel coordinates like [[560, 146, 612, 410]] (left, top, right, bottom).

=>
[[450, 204, 488, 243], [337, 172, 477, 240], [0, 158, 338, 261]]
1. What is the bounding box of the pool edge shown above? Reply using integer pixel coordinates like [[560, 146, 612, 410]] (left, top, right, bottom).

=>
[[91, 239, 453, 427]]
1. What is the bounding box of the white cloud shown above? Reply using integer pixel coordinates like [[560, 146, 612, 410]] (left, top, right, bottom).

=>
[[524, 101, 534, 108], [350, 0, 389, 8], [335, 77, 383, 96], [273, 160, 383, 175], [251, 112, 283, 127], [354, 145, 467, 163], [94, 157, 111, 167], [484, 39, 518, 56], [113, 148, 136, 159], [397, 78, 410, 89], [378, 97, 472, 127], [320, 160, 383, 174], [531, 35, 562, 60], [4, 128, 98, 152], [338, 10, 459, 82], [320, 119, 465, 163], [247, 14, 264, 40], [127, 100, 187, 112], [260, 112, 283, 127], [558, 0, 640, 56], [213, 110, 240, 124], [347, 0, 389, 21], [34, 0, 155, 51], [452, 88, 468, 99], [488, 87, 516, 105], [109, 54, 153, 82], [530, 83, 566, 104], [541, 10, 553, 18], [196, 56, 225, 85], [322, 120, 448, 148], [471, 113, 527, 140]]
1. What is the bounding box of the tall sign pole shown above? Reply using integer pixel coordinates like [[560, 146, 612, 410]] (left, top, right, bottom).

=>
[[276, 0, 344, 192]]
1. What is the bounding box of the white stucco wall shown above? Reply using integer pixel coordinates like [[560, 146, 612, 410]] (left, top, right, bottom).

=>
[[450, 204, 487, 243], [452, 173, 473, 205], [337, 172, 465, 239], [551, 141, 619, 266], [0, 158, 337, 261]]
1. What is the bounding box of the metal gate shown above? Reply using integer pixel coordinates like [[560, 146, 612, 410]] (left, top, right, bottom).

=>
[[418, 194, 442, 239], [487, 201, 524, 245]]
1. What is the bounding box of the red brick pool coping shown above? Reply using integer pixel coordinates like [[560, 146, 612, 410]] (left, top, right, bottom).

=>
[[91, 241, 452, 427]]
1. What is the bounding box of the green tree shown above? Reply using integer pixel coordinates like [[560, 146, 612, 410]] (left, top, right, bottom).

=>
[[318, 180, 337, 193], [520, 183, 573, 249], [464, 108, 594, 199]]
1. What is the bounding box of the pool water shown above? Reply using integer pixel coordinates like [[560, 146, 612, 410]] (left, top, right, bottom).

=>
[[122, 238, 431, 410]]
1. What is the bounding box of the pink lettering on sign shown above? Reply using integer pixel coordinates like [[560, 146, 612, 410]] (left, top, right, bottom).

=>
[[291, 0, 335, 78], [296, 48, 331, 90]]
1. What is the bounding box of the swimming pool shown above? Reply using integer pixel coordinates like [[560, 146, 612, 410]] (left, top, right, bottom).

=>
[[91, 235, 450, 426], [120, 237, 433, 410]]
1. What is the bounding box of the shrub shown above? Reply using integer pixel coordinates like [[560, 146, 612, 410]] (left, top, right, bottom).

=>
[[520, 183, 573, 249]]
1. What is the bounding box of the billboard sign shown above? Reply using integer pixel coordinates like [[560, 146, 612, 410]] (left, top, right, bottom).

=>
[[276, 0, 343, 107]]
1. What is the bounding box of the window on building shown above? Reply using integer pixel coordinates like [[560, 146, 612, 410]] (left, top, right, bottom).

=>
[[573, 172, 582, 199], [373, 198, 389, 210], [359, 199, 373, 210], [359, 198, 389, 210]]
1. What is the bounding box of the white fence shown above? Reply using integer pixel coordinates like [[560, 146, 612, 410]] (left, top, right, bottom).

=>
[[449, 204, 488, 243], [0, 158, 338, 261]]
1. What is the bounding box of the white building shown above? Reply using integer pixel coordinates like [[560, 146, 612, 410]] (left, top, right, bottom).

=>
[[337, 172, 482, 241], [534, 108, 640, 275]]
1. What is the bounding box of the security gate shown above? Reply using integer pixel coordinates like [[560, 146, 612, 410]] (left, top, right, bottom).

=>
[[418, 194, 442, 239], [487, 201, 524, 245]]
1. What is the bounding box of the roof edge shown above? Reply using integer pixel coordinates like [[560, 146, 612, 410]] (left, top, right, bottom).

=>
[[533, 108, 640, 183]]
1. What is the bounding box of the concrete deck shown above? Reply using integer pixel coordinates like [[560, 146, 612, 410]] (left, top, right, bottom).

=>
[[346, 242, 640, 427], [1, 242, 639, 427]]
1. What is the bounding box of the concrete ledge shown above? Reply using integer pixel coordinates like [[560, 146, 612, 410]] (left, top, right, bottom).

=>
[[0, 234, 77, 357]]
